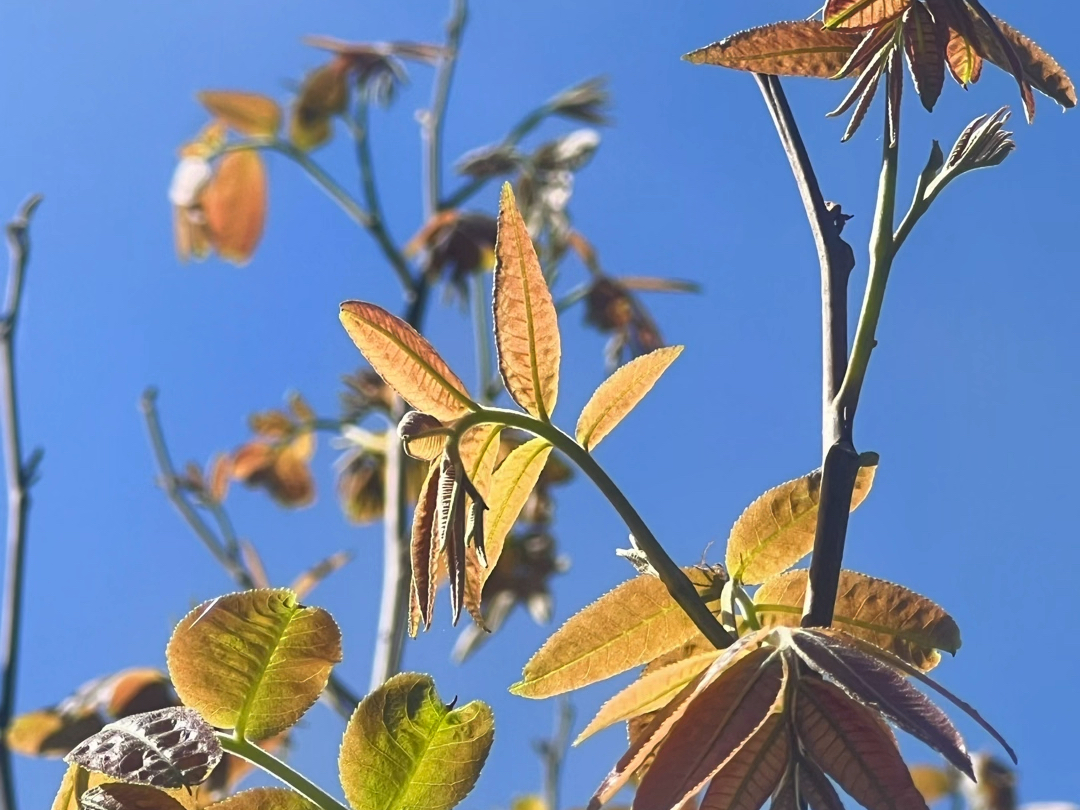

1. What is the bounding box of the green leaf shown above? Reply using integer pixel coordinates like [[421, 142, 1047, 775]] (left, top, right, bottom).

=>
[[166, 590, 342, 740], [725, 453, 878, 585], [339, 673, 494, 810], [511, 567, 726, 699]]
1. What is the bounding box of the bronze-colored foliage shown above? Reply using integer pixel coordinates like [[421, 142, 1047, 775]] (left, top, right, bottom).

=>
[[79, 784, 189, 810], [725, 454, 878, 585], [511, 567, 726, 699], [494, 183, 561, 421], [201, 150, 268, 266], [205, 788, 318, 810], [753, 569, 960, 670], [824, 0, 910, 31], [65, 707, 222, 790], [197, 91, 282, 137], [684, 22, 862, 78]]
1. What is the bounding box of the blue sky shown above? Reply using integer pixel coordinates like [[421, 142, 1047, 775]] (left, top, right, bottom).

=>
[[1, 1, 1078, 808]]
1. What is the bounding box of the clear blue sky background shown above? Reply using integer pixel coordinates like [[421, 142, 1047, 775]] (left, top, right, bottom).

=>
[[1, 1, 1078, 809]]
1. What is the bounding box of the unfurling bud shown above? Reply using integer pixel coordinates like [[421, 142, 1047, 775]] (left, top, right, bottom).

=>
[[397, 411, 447, 460]]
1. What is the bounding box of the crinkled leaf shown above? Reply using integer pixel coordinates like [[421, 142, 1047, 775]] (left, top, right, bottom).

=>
[[686, 21, 862, 77], [698, 711, 789, 810], [754, 569, 960, 670], [481, 437, 552, 583], [80, 784, 188, 810], [206, 788, 318, 810], [202, 150, 267, 266], [166, 590, 342, 740], [726, 453, 878, 584], [339, 302, 475, 422], [797, 678, 929, 810], [197, 91, 282, 137], [338, 673, 494, 810], [824, 0, 909, 31], [410, 463, 442, 636], [494, 183, 561, 420], [511, 567, 726, 699], [576, 650, 722, 744], [634, 652, 784, 810], [788, 629, 973, 778], [576, 346, 683, 451], [64, 707, 221, 789]]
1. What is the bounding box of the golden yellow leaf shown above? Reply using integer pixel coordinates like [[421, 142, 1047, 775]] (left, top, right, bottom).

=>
[[6, 709, 103, 758], [289, 62, 348, 151], [167, 590, 342, 740], [197, 91, 282, 137], [685, 21, 862, 77], [51, 764, 198, 810], [511, 567, 725, 699], [481, 437, 553, 584], [824, 0, 909, 30], [725, 453, 878, 584], [339, 302, 476, 422], [202, 150, 267, 266], [754, 569, 960, 671], [909, 765, 954, 804], [576, 346, 683, 451], [205, 788, 317, 810], [494, 183, 561, 421], [576, 649, 721, 744]]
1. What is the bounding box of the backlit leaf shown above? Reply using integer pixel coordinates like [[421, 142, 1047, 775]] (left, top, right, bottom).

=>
[[494, 183, 561, 421], [206, 788, 318, 810], [789, 629, 974, 778], [797, 678, 929, 810], [945, 29, 983, 87], [340, 302, 475, 422], [338, 673, 494, 810], [685, 21, 862, 78], [512, 567, 726, 699], [481, 437, 552, 583], [64, 707, 221, 789], [980, 18, 1077, 109], [576, 346, 683, 451], [726, 453, 878, 584], [903, 2, 947, 111], [698, 711, 789, 810], [754, 569, 960, 670], [197, 91, 282, 137], [824, 0, 909, 31], [576, 650, 722, 744], [202, 150, 267, 266], [80, 784, 188, 810], [167, 590, 342, 740], [633, 651, 784, 810], [6, 708, 104, 757], [409, 463, 441, 636], [908, 765, 954, 804]]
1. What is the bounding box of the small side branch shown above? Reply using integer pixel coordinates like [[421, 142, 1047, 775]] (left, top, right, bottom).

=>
[[0, 194, 44, 810], [534, 700, 575, 810]]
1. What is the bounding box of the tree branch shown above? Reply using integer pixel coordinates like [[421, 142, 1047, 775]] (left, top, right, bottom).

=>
[[0, 194, 44, 810]]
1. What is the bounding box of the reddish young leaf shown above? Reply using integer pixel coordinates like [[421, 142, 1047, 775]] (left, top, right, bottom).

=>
[[772, 758, 848, 810], [797, 678, 929, 810], [685, 22, 862, 78], [697, 711, 789, 810], [202, 150, 267, 266], [903, 2, 947, 111], [824, 0, 910, 31], [978, 17, 1077, 109]]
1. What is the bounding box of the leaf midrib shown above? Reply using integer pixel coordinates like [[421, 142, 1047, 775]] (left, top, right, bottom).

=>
[[511, 217, 548, 421]]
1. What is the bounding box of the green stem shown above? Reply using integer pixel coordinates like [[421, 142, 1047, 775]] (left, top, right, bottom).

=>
[[219, 139, 373, 230], [453, 407, 734, 649], [217, 734, 351, 810], [353, 101, 416, 293], [732, 582, 760, 632], [833, 103, 901, 423]]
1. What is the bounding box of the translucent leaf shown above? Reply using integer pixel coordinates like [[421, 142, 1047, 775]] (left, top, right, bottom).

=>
[[202, 150, 267, 266], [754, 569, 960, 670], [481, 437, 553, 583], [64, 707, 222, 789], [903, 2, 947, 111], [339, 302, 475, 422], [167, 590, 342, 740], [197, 91, 282, 137], [984, 18, 1077, 109], [511, 567, 726, 699], [945, 29, 983, 87], [789, 629, 973, 778], [80, 784, 189, 810], [797, 678, 929, 810], [409, 463, 441, 636], [576, 650, 721, 744], [772, 758, 846, 810], [634, 652, 785, 810], [338, 673, 494, 810], [494, 183, 561, 420], [824, 0, 909, 31], [685, 21, 862, 78], [725, 453, 878, 584], [698, 712, 789, 810], [206, 787, 318, 810], [576, 346, 682, 451]]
